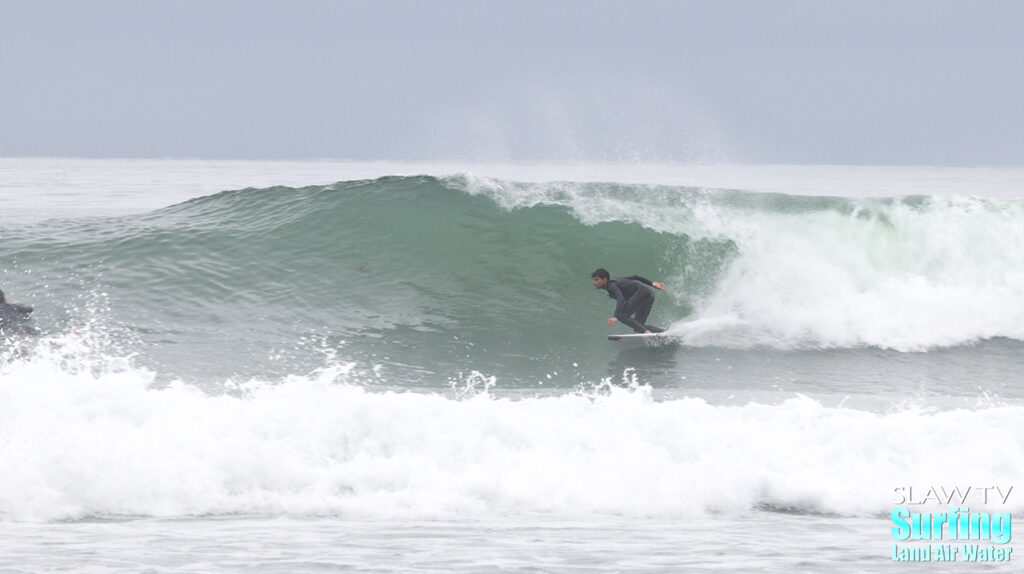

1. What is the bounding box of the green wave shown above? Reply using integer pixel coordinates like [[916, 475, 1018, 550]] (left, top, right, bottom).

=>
[[5, 175, 1021, 384], [1, 176, 733, 383]]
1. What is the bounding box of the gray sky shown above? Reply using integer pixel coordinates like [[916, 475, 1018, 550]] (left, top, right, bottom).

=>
[[1, 0, 1022, 164]]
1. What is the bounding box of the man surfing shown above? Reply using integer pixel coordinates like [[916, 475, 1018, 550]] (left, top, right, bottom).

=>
[[591, 268, 666, 334]]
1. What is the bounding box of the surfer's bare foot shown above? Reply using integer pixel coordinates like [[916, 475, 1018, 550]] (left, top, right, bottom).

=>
[[644, 330, 652, 334]]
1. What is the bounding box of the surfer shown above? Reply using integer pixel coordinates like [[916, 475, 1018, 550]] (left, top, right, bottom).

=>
[[591, 268, 666, 334], [0, 288, 40, 337]]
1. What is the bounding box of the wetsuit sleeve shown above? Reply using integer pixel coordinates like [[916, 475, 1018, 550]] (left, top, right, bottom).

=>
[[626, 275, 654, 286], [12, 303, 32, 315], [607, 282, 628, 318]]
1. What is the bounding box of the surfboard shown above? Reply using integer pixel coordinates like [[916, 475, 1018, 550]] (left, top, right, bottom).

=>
[[607, 332, 675, 350]]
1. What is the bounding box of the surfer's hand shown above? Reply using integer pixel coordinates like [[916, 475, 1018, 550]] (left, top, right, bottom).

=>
[[607, 317, 617, 327], [653, 282, 666, 290]]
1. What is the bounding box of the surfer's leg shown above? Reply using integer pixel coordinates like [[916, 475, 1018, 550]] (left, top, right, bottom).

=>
[[616, 315, 648, 333], [630, 289, 660, 332], [620, 290, 654, 333], [633, 294, 654, 325]]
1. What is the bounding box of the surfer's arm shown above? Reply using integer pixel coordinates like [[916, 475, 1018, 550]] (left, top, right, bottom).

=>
[[628, 275, 666, 290], [607, 283, 628, 319], [11, 303, 33, 315]]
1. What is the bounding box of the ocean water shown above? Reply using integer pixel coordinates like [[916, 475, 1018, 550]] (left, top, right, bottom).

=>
[[1, 158, 1022, 572]]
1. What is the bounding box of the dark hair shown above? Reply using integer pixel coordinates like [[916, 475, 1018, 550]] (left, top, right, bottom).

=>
[[591, 268, 609, 280], [0, 288, 5, 304]]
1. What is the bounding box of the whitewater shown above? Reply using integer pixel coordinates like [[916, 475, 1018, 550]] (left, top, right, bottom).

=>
[[1, 158, 1022, 572]]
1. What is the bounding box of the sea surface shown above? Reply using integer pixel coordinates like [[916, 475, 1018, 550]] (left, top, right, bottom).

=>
[[1, 158, 1022, 572]]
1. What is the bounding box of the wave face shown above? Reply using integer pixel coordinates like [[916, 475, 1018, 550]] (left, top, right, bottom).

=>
[[2, 175, 1023, 383]]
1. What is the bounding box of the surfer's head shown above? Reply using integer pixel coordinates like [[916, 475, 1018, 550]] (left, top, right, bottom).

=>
[[591, 268, 609, 289], [0, 288, 5, 303]]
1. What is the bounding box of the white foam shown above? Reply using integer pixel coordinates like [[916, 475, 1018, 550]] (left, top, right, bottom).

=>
[[685, 195, 1024, 350], [1, 346, 1020, 522]]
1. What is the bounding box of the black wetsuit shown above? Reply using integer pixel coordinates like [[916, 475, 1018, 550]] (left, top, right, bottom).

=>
[[0, 302, 39, 336], [603, 276, 663, 333]]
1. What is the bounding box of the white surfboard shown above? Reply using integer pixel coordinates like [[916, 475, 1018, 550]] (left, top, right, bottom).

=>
[[607, 332, 676, 350]]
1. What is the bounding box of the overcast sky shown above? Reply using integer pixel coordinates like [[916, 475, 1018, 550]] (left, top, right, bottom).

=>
[[1, 1, 1021, 164]]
